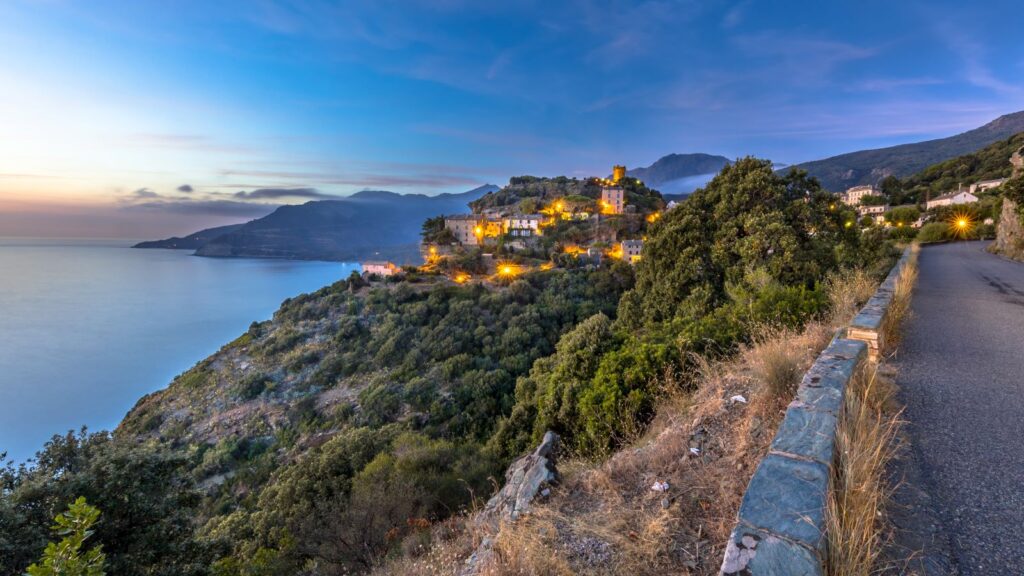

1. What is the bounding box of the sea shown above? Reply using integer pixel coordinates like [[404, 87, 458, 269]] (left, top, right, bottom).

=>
[[0, 238, 357, 463]]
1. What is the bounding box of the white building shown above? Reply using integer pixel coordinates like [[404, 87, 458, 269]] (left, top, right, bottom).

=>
[[926, 190, 979, 210], [968, 178, 1007, 195], [503, 215, 545, 237], [857, 204, 888, 224], [362, 261, 400, 277], [842, 185, 878, 206]]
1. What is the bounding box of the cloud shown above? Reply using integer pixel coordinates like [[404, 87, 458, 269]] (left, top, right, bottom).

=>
[[133, 187, 159, 198], [232, 187, 336, 200], [123, 198, 279, 218], [177, 184, 194, 193]]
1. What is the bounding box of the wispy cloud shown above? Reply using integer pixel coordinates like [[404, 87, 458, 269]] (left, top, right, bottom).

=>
[[233, 187, 335, 200], [177, 184, 194, 193], [928, 15, 1023, 97], [122, 198, 279, 218]]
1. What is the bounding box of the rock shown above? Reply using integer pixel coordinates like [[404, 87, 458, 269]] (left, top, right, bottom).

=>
[[459, 431, 561, 576], [479, 430, 560, 528]]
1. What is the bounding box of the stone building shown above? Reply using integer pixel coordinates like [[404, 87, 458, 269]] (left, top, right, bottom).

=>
[[621, 239, 643, 264], [841, 185, 877, 206], [444, 215, 483, 245], [601, 187, 625, 214]]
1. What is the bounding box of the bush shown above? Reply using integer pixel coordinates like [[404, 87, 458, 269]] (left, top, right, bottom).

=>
[[917, 222, 948, 243]]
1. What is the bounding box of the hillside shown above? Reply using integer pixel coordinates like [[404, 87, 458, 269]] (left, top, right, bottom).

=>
[[132, 223, 245, 250], [898, 132, 1024, 202], [149, 185, 498, 263], [1, 159, 897, 576], [468, 175, 663, 214], [796, 110, 1024, 192], [627, 153, 730, 195]]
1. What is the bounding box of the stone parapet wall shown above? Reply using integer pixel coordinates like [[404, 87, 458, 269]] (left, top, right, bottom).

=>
[[719, 247, 913, 575]]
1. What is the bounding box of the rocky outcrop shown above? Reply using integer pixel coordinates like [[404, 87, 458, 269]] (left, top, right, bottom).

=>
[[993, 198, 1024, 261], [460, 431, 560, 576]]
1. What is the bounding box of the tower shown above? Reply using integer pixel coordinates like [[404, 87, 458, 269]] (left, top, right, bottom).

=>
[[612, 165, 626, 184]]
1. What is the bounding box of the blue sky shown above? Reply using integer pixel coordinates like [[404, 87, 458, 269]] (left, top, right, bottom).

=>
[[0, 0, 1021, 237]]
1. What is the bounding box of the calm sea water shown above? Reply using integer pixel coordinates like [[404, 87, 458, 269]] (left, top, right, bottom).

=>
[[0, 238, 356, 463]]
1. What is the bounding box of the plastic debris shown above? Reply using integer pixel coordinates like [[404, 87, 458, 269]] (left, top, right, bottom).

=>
[[689, 447, 701, 456], [730, 394, 747, 404], [651, 481, 670, 492]]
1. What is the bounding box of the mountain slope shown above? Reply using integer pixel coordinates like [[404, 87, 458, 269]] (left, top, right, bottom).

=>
[[899, 132, 1024, 201], [141, 185, 498, 263], [132, 223, 246, 250], [627, 153, 730, 195], [796, 110, 1024, 192]]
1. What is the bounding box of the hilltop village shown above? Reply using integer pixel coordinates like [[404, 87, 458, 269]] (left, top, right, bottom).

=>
[[365, 165, 665, 282]]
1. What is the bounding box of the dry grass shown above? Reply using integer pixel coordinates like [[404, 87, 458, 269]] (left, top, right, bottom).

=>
[[828, 248, 917, 576], [880, 246, 919, 354], [747, 329, 806, 403], [827, 366, 902, 576], [827, 268, 880, 325], [455, 322, 834, 576]]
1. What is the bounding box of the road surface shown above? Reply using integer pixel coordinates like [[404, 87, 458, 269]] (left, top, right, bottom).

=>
[[888, 241, 1024, 574]]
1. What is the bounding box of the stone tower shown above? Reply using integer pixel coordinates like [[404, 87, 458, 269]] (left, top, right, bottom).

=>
[[612, 165, 626, 184]]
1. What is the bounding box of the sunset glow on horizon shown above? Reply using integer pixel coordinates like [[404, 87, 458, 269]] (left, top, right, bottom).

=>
[[1, 0, 1022, 238]]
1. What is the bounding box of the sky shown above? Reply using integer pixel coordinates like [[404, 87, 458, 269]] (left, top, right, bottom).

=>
[[0, 0, 1022, 238]]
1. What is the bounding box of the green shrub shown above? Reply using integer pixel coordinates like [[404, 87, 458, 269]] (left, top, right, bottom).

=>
[[917, 222, 948, 243]]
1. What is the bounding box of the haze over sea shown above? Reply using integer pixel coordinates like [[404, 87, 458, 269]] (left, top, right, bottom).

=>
[[0, 238, 355, 463]]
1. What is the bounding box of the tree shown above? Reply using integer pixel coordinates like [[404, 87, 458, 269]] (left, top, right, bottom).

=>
[[885, 206, 920, 227], [26, 497, 106, 576], [859, 194, 888, 206], [621, 158, 856, 329], [420, 216, 456, 244], [0, 430, 217, 576]]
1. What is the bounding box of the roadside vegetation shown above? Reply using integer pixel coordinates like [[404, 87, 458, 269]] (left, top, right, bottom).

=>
[[827, 245, 917, 576]]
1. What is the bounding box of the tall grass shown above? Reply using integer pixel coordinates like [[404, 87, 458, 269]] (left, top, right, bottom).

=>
[[826, 268, 879, 326], [827, 247, 918, 576], [826, 366, 901, 576], [748, 329, 804, 403], [880, 246, 920, 354]]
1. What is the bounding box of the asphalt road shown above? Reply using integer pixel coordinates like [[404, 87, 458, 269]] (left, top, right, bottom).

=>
[[889, 241, 1024, 574]]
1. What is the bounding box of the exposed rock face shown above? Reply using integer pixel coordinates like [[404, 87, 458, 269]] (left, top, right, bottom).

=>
[[459, 431, 560, 576], [993, 198, 1024, 261], [481, 430, 560, 526]]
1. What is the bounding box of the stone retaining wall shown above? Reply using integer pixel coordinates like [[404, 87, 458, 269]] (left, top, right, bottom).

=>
[[719, 248, 913, 575]]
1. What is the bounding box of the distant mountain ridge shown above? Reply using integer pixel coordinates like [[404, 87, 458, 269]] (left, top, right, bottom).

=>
[[135, 184, 499, 263], [132, 223, 245, 250], [627, 153, 731, 184], [796, 110, 1024, 192]]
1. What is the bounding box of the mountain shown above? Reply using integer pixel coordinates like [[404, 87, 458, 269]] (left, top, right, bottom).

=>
[[796, 110, 1024, 192], [132, 223, 246, 250], [191, 185, 498, 263], [626, 153, 731, 196]]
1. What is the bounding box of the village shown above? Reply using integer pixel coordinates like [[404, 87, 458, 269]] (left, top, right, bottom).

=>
[[362, 165, 663, 283], [840, 176, 1005, 228]]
